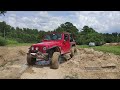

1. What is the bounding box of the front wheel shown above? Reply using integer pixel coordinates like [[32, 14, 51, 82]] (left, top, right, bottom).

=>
[[27, 54, 36, 65], [50, 52, 60, 69]]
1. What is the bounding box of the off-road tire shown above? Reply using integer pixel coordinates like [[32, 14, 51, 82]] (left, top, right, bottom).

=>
[[50, 52, 60, 69], [70, 47, 75, 58], [74, 47, 77, 54], [27, 54, 36, 65]]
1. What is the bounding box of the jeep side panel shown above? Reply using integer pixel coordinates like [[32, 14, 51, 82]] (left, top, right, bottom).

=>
[[61, 34, 71, 54]]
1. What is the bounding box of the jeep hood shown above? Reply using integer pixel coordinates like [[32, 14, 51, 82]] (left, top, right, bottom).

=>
[[32, 41, 62, 48]]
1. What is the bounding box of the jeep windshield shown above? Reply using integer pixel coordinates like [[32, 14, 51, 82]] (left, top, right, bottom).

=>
[[44, 33, 62, 40]]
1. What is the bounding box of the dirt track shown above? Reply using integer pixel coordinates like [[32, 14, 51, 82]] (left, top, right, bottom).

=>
[[0, 46, 120, 79]]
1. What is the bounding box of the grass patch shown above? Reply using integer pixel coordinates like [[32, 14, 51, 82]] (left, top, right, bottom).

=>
[[93, 46, 120, 55], [77, 45, 90, 48], [6, 39, 18, 44], [6, 43, 33, 47], [5, 39, 33, 46], [0, 38, 34, 47], [77, 45, 120, 55]]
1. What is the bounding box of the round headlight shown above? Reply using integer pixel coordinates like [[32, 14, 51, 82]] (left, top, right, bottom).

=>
[[43, 47, 47, 51], [36, 47, 39, 50], [31, 47, 34, 50]]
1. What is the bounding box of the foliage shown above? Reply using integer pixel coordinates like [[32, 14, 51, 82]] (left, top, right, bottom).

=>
[[0, 36, 7, 46], [0, 21, 119, 46], [54, 22, 79, 42], [76, 26, 105, 45], [6, 39, 18, 44]]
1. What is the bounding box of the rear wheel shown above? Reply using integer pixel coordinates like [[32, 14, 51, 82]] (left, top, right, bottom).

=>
[[27, 54, 36, 65], [50, 52, 60, 69]]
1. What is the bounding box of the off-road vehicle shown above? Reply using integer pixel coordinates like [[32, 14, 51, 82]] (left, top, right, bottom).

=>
[[27, 32, 77, 69]]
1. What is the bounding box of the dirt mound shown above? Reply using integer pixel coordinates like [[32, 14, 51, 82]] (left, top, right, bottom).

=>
[[61, 48, 120, 78], [18, 49, 26, 56], [0, 46, 28, 66], [0, 46, 29, 79], [1, 46, 120, 79], [104, 43, 120, 46]]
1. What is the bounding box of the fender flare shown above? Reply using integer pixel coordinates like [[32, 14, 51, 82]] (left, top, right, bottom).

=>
[[46, 46, 61, 54]]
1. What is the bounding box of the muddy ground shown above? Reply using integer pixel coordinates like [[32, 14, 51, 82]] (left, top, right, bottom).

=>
[[0, 46, 120, 79]]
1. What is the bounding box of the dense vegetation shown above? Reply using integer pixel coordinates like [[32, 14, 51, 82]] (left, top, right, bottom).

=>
[[0, 21, 120, 46]]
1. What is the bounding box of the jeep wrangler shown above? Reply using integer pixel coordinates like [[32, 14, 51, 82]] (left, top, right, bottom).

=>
[[27, 32, 77, 69]]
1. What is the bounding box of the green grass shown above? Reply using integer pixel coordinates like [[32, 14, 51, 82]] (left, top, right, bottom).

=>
[[5, 39, 34, 46], [6, 39, 18, 45], [77, 45, 120, 55], [6, 43, 34, 47], [77, 45, 90, 48], [0, 38, 34, 47]]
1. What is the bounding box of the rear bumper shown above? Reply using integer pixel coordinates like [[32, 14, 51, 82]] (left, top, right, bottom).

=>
[[27, 51, 48, 60]]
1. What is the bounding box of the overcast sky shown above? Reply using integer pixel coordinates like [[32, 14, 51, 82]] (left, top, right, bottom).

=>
[[0, 11, 120, 33]]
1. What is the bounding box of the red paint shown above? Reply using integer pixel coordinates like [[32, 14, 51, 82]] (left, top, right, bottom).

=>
[[30, 32, 76, 54]]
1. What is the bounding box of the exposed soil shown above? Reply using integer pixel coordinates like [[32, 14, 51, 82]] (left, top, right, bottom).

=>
[[0, 46, 120, 79]]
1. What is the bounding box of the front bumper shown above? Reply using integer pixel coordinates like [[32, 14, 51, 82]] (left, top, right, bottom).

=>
[[27, 51, 48, 60]]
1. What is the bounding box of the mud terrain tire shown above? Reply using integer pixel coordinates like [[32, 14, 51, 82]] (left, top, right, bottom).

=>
[[74, 47, 77, 54], [70, 47, 75, 58], [27, 54, 36, 65], [50, 52, 60, 69]]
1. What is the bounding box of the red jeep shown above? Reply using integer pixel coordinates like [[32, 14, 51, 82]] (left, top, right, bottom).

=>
[[27, 32, 77, 69]]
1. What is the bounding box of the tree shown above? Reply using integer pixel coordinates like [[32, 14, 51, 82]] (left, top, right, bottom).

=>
[[81, 26, 97, 34], [0, 20, 119, 45], [55, 22, 78, 34], [78, 25, 105, 45], [0, 21, 7, 39], [54, 22, 79, 43], [37, 30, 47, 42]]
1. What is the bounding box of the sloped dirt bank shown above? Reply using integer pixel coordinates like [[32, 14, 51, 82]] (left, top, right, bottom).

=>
[[0, 46, 120, 79]]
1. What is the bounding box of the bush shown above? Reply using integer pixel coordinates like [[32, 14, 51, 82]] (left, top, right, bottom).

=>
[[15, 38, 24, 43], [0, 36, 7, 46], [6, 39, 18, 44]]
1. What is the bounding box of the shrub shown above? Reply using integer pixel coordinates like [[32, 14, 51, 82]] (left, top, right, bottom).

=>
[[0, 36, 7, 46], [15, 38, 24, 43], [6, 39, 18, 44]]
